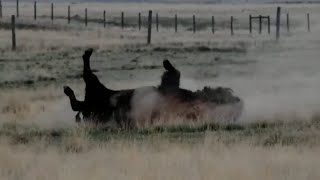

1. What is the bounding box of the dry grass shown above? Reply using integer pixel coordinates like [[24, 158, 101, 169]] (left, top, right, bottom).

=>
[[1, 130, 320, 180], [0, 116, 319, 179]]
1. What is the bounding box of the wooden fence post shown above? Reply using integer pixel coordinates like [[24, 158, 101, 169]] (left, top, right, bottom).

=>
[[16, 0, 19, 18], [0, 0, 2, 18], [307, 13, 310, 32], [249, 15, 252, 34], [103, 10, 106, 28], [268, 16, 271, 34], [286, 13, 290, 33], [68, 6, 70, 24], [276, 7, 281, 40], [11, 15, 16, 51], [147, 10, 152, 44], [121, 12, 124, 29], [259, 15, 262, 34], [138, 12, 141, 31], [85, 8, 87, 26], [34, 1, 37, 20], [175, 14, 177, 33], [212, 16, 215, 34], [193, 15, 196, 34], [156, 13, 159, 32], [230, 16, 234, 35], [51, 3, 54, 22]]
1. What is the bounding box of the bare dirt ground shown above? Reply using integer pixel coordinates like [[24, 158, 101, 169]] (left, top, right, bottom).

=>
[[0, 2, 320, 179]]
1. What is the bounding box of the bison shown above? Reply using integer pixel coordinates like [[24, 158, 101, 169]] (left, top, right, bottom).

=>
[[64, 49, 243, 129]]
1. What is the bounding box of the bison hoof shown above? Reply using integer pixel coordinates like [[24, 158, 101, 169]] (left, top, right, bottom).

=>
[[63, 86, 75, 97], [84, 48, 94, 57], [75, 112, 81, 123], [163, 59, 175, 71]]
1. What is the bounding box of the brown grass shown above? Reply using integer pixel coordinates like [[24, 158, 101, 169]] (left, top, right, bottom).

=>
[[0, 132, 320, 180]]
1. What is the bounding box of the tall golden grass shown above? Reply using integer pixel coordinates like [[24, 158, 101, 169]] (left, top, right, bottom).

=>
[[0, 132, 320, 180]]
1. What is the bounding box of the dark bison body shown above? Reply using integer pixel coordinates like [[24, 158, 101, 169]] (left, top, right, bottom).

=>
[[64, 49, 243, 129]]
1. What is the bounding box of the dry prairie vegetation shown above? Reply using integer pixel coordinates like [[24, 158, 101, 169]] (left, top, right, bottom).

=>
[[1, 121, 320, 180], [1, 2, 320, 180]]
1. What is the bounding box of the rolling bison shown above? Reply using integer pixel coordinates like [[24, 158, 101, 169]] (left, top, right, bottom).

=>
[[64, 49, 243, 129]]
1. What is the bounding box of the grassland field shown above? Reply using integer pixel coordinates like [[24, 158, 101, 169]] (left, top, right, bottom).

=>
[[0, 2, 320, 180]]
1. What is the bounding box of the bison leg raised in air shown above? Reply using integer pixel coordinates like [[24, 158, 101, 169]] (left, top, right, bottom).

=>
[[82, 48, 107, 100], [159, 59, 196, 101], [64, 48, 127, 124], [64, 86, 86, 122], [159, 59, 181, 93], [82, 48, 116, 107], [82, 48, 97, 86], [64, 86, 85, 112]]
